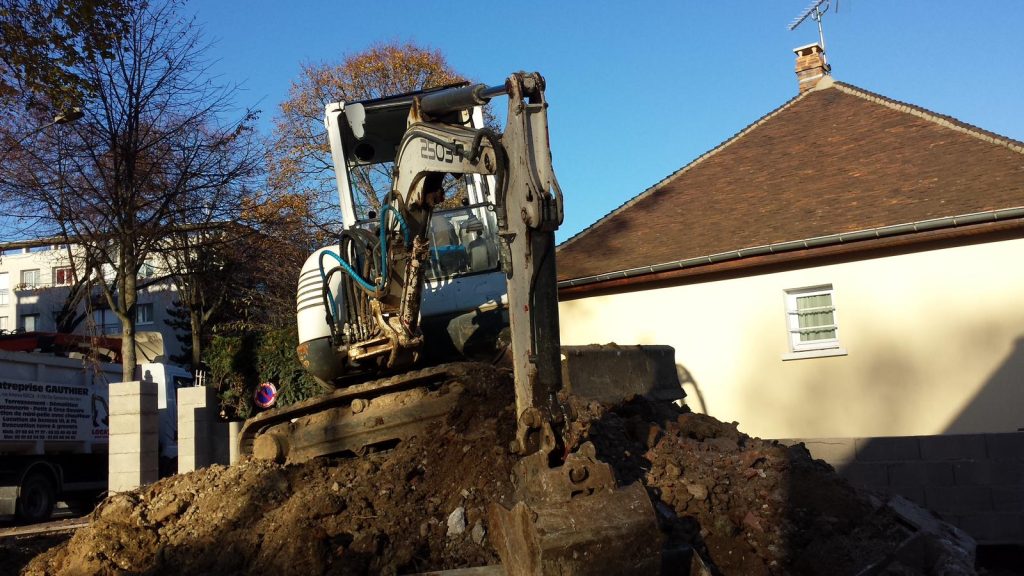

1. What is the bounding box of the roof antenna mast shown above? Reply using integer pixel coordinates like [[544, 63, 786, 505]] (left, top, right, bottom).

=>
[[788, 0, 837, 66]]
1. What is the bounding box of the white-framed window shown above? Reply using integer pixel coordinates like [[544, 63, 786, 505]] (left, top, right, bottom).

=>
[[0, 317, 7, 330], [53, 266, 74, 286], [21, 313, 39, 332], [20, 269, 41, 289], [0, 272, 8, 306], [137, 303, 154, 325], [784, 285, 843, 356]]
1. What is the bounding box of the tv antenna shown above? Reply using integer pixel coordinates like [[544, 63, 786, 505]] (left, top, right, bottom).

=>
[[789, 0, 838, 62]]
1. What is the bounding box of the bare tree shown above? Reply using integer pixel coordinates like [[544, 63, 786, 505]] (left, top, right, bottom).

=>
[[0, 0, 261, 381]]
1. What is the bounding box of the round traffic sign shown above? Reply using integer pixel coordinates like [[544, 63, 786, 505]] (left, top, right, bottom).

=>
[[255, 382, 278, 408]]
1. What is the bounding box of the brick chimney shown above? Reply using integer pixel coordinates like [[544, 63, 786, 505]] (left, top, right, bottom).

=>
[[794, 43, 830, 93]]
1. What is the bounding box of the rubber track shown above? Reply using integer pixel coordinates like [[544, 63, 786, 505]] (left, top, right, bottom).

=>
[[237, 362, 484, 456]]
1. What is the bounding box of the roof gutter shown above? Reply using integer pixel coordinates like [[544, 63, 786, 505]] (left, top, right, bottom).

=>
[[558, 206, 1024, 290]]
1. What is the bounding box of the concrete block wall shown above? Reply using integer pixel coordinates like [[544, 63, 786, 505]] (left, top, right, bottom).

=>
[[786, 433, 1024, 545], [177, 386, 240, 474], [108, 381, 159, 492]]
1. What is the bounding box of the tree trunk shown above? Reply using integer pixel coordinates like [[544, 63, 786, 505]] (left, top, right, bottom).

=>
[[121, 315, 137, 383], [190, 309, 202, 372], [119, 272, 138, 383]]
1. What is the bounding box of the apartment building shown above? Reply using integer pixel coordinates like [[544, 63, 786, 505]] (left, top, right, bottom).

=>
[[0, 242, 185, 360]]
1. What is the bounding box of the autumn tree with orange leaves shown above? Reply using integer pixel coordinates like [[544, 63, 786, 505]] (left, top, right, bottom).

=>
[[269, 41, 468, 232]]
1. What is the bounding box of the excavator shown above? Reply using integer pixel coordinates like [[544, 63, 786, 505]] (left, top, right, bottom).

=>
[[239, 72, 680, 574]]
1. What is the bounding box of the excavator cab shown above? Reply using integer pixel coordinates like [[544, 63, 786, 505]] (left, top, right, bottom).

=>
[[299, 84, 509, 373]]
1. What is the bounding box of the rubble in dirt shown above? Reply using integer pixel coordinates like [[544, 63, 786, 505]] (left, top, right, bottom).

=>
[[570, 397, 975, 576], [25, 363, 975, 575]]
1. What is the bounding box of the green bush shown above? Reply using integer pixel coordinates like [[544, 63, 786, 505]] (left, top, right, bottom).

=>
[[205, 326, 323, 420]]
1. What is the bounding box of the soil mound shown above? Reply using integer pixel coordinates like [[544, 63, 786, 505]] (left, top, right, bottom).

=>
[[25, 363, 974, 575]]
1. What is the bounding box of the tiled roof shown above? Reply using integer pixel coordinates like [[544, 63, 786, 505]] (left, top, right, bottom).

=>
[[556, 78, 1024, 283]]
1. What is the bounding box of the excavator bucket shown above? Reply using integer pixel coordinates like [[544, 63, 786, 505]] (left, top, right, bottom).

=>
[[484, 345, 683, 574], [488, 443, 663, 575]]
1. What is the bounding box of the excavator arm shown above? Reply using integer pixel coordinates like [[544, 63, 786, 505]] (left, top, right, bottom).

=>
[[383, 73, 567, 456], [379, 73, 661, 575]]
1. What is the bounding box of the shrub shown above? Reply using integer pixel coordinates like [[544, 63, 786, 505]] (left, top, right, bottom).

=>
[[205, 326, 323, 419]]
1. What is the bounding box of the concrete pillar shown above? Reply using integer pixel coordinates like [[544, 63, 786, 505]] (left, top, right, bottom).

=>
[[108, 380, 159, 492], [177, 386, 218, 473], [212, 421, 243, 466]]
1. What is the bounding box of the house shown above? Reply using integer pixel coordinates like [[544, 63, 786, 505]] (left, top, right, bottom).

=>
[[555, 44, 1024, 544], [0, 240, 186, 361]]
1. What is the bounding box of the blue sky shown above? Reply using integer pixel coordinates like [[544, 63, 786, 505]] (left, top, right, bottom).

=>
[[192, 1, 1024, 241]]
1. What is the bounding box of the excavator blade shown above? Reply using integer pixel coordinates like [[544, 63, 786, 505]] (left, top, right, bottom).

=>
[[561, 344, 684, 405]]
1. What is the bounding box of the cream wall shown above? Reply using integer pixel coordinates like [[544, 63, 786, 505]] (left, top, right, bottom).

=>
[[0, 246, 75, 331], [559, 237, 1024, 439]]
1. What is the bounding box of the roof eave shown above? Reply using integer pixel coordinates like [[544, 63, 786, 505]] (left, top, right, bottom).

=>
[[558, 207, 1024, 297]]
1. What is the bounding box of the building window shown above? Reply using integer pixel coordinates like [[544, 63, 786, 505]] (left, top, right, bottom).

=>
[[92, 309, 119, 335], [784, 285, 843, 355], [0, 317, 7, 331], [53, 266, 74, 286], [21, 313, 39, 332], [20, 269, 41, 289], [0, 272, 8, 306], [139, 260, 157, 279], [137, 303, 154, 325]]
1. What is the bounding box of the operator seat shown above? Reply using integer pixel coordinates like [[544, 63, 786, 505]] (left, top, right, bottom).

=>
[[463, 215, 496, 272]]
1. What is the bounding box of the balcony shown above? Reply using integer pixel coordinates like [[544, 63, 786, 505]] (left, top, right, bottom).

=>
[[91, 323, 122, 335], [13, 282, 72, 292]]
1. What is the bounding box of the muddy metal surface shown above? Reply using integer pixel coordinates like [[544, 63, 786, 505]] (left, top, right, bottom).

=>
[[22, 363, 976, 575]]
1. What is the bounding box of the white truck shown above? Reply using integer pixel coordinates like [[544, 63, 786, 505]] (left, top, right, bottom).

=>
[[0, 333, 191, 522]]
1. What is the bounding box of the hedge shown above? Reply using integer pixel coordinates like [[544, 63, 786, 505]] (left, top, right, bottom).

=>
[[205, 326, 324, 419]]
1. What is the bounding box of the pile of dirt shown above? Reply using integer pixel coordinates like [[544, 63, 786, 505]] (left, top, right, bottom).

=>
[[572, 396, 973, 575], [25, 363, 974, 575]]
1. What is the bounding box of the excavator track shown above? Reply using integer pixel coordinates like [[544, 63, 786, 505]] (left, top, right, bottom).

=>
[[239, 362, 490, 464]]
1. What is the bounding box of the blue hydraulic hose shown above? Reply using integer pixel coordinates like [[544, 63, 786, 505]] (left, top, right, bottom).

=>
[[320, 207, 407, 325], [320, 249, 378, 294], [380, 205, 410, 246]]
